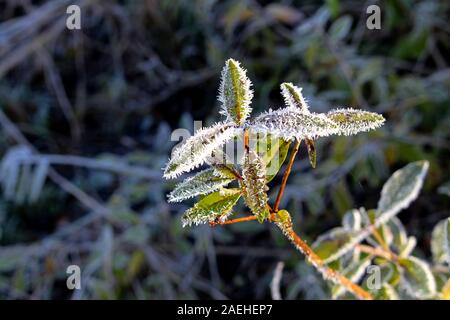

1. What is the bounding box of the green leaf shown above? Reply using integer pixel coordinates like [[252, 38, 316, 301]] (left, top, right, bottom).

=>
[[242, 151, 269, 222], [373, 283, 399, 300], [377, 160, 429, 221], [399, 256, 437, 299], [218, 59, 253, 126], [438, 218, 450, 265], [304, 138, 316, 168], [280, 82, 309, 112], [326, 108, 385, 136], [329, 15, 352, 42], [163, 123, 237, 179], [376, 259, 401, 287], [312, 227, 354, 261], [387, 217, 408, 253], [181, 190, 241, 227], [168, 168, 235, 202], [259, 136, 291, 182], [275, 209, 292, 229]]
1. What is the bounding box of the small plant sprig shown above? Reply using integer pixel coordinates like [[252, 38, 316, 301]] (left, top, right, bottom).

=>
[[162, 59, 448, 300]]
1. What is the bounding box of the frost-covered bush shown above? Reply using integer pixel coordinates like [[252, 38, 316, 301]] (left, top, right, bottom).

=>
[[163, 59, 449, 300]]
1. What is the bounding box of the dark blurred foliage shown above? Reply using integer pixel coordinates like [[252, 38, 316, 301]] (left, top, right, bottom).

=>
[[0, 0, 448, 299]]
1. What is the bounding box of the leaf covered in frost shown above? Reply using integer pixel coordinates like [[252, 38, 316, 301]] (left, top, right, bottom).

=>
[[377, 160, 429, 221], [312, 227, 355, 262], [167, 168, 235, 202], [181, 190, 241, 227], [280, 82, 309, 112], [218, 59, 253, 125], [163, 123, 237, 179], [304, 138, 316, 168], [433, 218, 450, 265], [258, 136, 291, 182], [326, 108, 385, 136], [252, 108, 338, 141], [399, 256, 436, 299]]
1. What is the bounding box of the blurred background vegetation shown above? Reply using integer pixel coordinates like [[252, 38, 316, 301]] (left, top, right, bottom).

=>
[[0, 0, 448, 299]]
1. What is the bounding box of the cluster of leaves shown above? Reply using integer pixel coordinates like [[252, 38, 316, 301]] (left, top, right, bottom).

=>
[[164, 59, 384, 231], [313, 161, 450, 299]]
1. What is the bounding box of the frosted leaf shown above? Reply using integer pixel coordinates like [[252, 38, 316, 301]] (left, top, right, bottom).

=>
[[263, 138, 291, 182], [252, 108, 338, 141], [312, 227, 359, 263], [377, 160, 429, 218], [431, 218, 450, 265], [218, 58, 253, 126], [388, 217, 408, 252], [212, 164, 240, 180], [167, 168, 235, 203], [163, 123, 237, 179], [181, 190, 241, 227], [255, 134, 291, 181], [242, 150, 269, 222], [399, 256, 437, 299], [280, 82, 309, 112], [304, 138, 316, 168], [326, 108, 385, 136]]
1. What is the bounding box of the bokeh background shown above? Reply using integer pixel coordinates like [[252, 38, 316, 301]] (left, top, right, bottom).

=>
[[0, 0, 448, 299]]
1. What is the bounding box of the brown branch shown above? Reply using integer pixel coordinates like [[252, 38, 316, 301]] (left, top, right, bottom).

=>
[[243, 128, 250, 153], [273, 139, 301, 212], [210, 215, 257, 226]]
